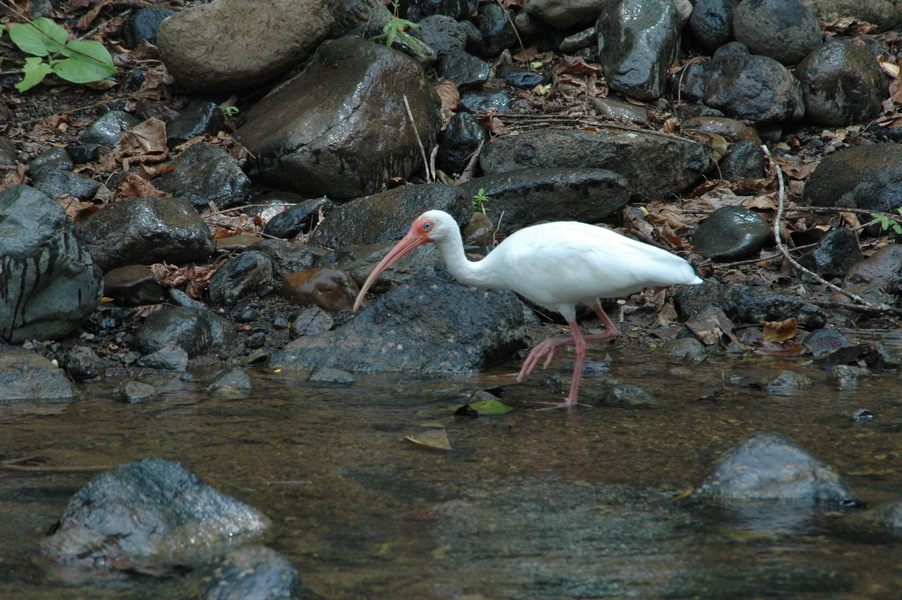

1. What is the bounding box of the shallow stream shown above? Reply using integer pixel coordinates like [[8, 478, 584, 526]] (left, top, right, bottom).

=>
[[2, 334, 902, 599]]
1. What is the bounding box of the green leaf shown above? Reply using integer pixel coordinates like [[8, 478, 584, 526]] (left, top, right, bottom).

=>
[[9, 22, 50, 56], [15, 56, 53, 92], [52, 41, 116, 84], [33, 17, 69, 53], [468, 399, 513, 414]]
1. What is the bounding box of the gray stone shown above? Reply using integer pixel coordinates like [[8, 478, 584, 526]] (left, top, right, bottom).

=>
[[692, 205, 771, 260], [688, 0, 739, 51], [523, 0, 604, 29], [798, 227, 863, 279], [0, 347, 76, 403], [79, 110, 141, 147], [803, 144, 902, 211], [132, 307, 237, 358], [208, 251, 273, 306], [153, 142, 251, 210], [733, 0, 822, 65], [205, 545, 299, 600]]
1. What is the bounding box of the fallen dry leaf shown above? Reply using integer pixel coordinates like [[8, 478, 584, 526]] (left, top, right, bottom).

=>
[[762, 318, 798, 343], [405, 429, 451, 451], [433, 80, 460, 111]]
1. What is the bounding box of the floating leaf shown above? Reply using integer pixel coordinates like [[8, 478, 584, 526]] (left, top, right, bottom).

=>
[[405, 429, 451, 451], [468, 399, 513, 414]]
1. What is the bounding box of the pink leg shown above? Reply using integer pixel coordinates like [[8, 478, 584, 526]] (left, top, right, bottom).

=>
[[518, 305, 620, 409]]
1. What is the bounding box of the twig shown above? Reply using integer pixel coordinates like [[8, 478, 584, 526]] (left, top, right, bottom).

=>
[[496, 0, 527, 60], [763, 144, 888, 311], [403, 94, 433, 183], [457, 138, 485, 184]]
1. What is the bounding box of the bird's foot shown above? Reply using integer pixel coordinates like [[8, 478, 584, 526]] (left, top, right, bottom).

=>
[[517, 337, 575, 382]]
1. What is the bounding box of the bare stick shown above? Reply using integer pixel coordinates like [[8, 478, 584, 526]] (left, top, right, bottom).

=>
[[403, 94, 433, 183], [458, 138, 485, 184]]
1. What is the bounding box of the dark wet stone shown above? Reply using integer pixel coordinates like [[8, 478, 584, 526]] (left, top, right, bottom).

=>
[[166, 101, 227, 146], [153, 142, 251, 210], [470, 2, 517, 57], [559, 26, 597, 53], [597, 384, 656, 408], [797, 227, 863, 279], [678, 42, 805, 124], [828, 364, 870, 388], [718, 138, 766, 181], [103, 265, 168, 307], [40, 458, 270, 566], [803, 328, 853, 358], [205, 545, 299, 600], [0, 346, 76, 402], [436, 112, 488, 176], [208, 251, 273, 306], [845, 499, 902, 541], [766, 369, 812, 394], [245, 331, 266, 349], [662, 337, 707, 362], [522, 0, 601, 28], [691, 206, 771, 260], [249, 239, 323, 280], [733, 0, 821, 65], [0, 185, 103, 344], [410, 14, 467, 57], [682, 117, 762, 144], [31, 169, 100, 201], [244, 190, 311, 224], [62, 345, 104, 383], [289, 307, 333, 338], [132, 306, 237, 358], [503, 69, 544, 89], [281, 268, 360, 312], [463, 211, 495, 246], [263, 197, 331, 239], [843, 244, 902, 306], [234, 307, 262, 323], [436, 49, 491, 91], [272, 264, 524, 373], [805, 144, 902, 212], [169, 288, 207, 310], [587, 96, 649, 123], [27, 146, 74, 175], [0, 136, 17, 165], [308, 183, 470, 250], [386, 33, 437, 68], [79, 110, 141, 147], [135, 345, 190, 372], [596, 0, 681, 100], [687, 0, 738, 51], [78, 196, 215, 272], [208, 368, 252, 393], [238, 37, 442, 201], [332, 0, 391, 38], [675, 281, 827, 329], [457, 168, 629, 234], [458, 88, 512, 113], [480, 128, 714, 202], [317, 240, 442, 297], [795, 38, 886, 126], [400, 0, 477, 22], [695, 431, 858, 503], [67, 144, 102, 164], [309, 366, 355, 384], [114, 379, 159, 403], [121, 6, 174, 48]]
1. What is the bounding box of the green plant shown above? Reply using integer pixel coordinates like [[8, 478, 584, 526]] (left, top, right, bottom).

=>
[[869, 209, 902, 235], [220, 105, 240, 117], [4, 17, 116, 92], [370, 0, 417, 47], [472, 188, 490, 213]]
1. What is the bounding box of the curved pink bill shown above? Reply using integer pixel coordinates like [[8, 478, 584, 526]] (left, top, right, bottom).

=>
[[352, 229, 431, 312]]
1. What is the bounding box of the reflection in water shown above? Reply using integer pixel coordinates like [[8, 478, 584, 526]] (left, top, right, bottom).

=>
[[1, 342, 901, 599]]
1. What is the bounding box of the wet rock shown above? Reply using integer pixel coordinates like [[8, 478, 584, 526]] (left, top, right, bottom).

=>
[[436, 112, 488, 175], [437, 49, 492, 91], [166, 101, 227, 146], [766, 369, 813, 393], [400, 0, 477, 22], [281, 268, 361, 312], [675, 281, 827, 329], [586, 96, 649, 123], [687, 0, 738, 51], [411, 14, 467, 57], [0, 136, 17, 165], [153, 142, 251, 210], [28, 146, 74, 174], [828, 364, 870, 389], [309, 366, 356, 384], [843, 244, 902, 306], [249, 239, 322, 280], [308, 183, 470, 250], [845, 499, 902, 541], [40, 458, 270, 566], [79, 110, 141, 147], [678, 42, 805, 124], [31, 169, 100, 202], [239, 37, 442, 201], [114, 379, 159, 403], [61, 345, 104, 382], [317, 240, 443, 296], [463, 211, 495, 246], [807, 1, 902, 32], [208, 251, 273, 306], [0, 185, 103, 344], [331, 0, 390, 38], [597, 384, 656, 408], [804, 144, 902, 212], [208, 368, 252, 395], [797, 227, 863, 279], [523, 0, 603, 29], [204, 545, 299, 600], [262, 197, 331, 239], [0, 346, 76, 402], [662, 337, 707, 362], [471, 2, 517, 57], [733, 0, 821, 65], [814, 341, 899, 371], [289, 307, 333, 338], [695, 431, 858, 503], [691, 206, 771, 260], [272, 265, 525, 373], [559, 26, 597, 54], [78, 196, 215, 272], [795, 38, 886, 126], [136, 345, 190, 372], [121, 6, 173, 48], [803, 328, 853, 358], [596, 0, 682, 100], [480, 128, 713, 202], [132, 307, 237, 358], [457, 168, 630, 234], [718, 139, 767, 181], [681, 116, 763, 144], [157, 0, 341, 93], [458, 88, 512, 113], [103, 265, 168, 307]]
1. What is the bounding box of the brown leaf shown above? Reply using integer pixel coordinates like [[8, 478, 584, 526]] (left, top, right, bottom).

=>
[[0, 163, 28, 192], [762, 318, 797, 343], [556, 55, 601, 75], [116, 172, 170, 200], [433, 80, 460, 111]]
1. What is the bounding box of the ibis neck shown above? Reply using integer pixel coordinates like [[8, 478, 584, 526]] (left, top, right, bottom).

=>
[[434, 230, 491, 289]]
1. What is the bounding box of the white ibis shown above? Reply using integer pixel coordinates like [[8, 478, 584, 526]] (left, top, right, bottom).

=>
[[353, 210, 703, 408]]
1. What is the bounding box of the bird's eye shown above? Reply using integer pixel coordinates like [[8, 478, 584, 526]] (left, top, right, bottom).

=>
[[423, 222, 432, 231]]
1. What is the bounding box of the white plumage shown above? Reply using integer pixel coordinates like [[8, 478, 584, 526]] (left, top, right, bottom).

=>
[[354, 210, 703, 408]]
